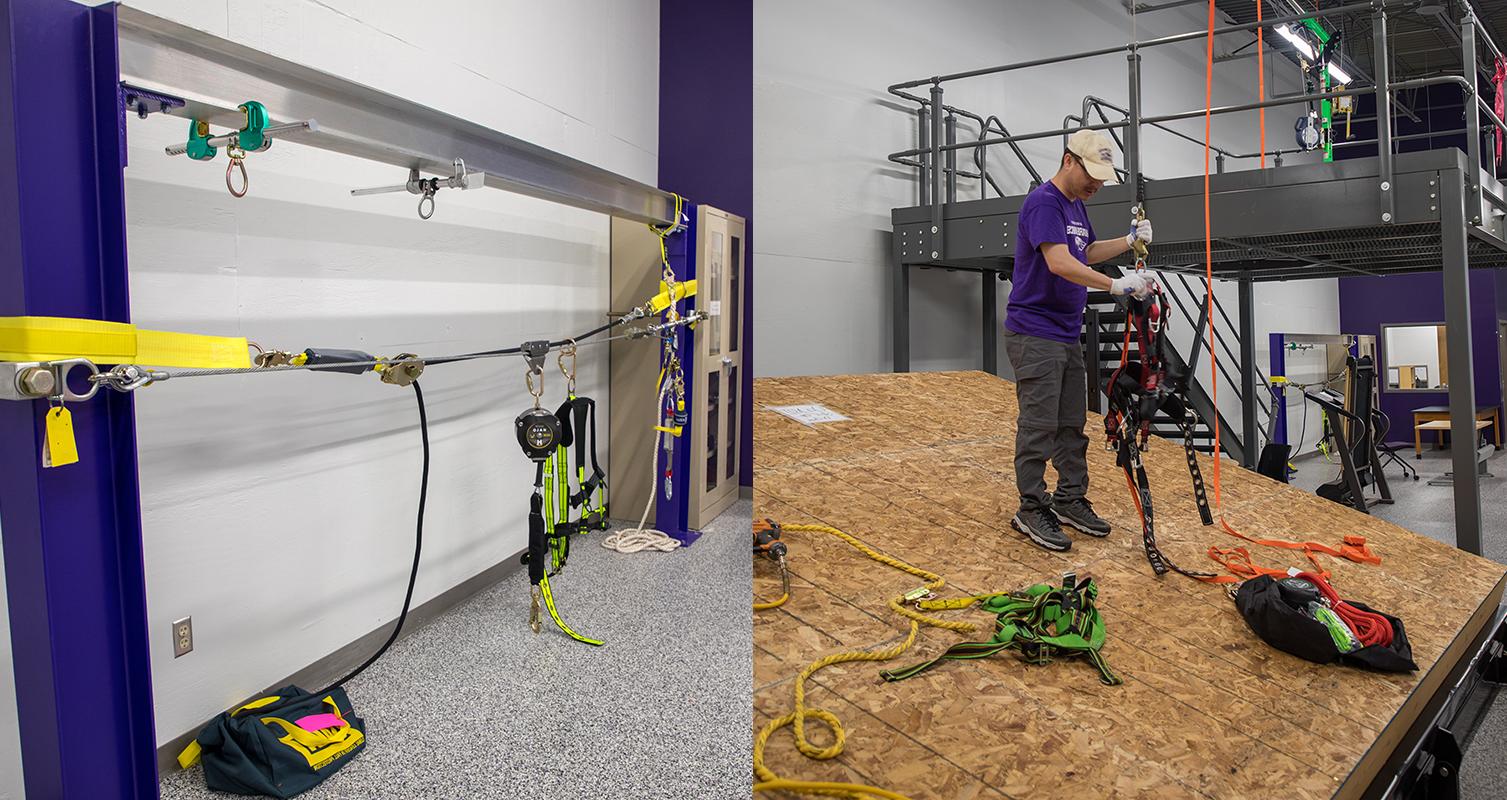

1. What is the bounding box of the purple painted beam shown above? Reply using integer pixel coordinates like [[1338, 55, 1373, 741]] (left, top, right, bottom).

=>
[[0, 1, 159, 797]]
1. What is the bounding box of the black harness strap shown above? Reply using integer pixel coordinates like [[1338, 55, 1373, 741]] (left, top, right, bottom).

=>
[[1105, 289, 1217, 579]]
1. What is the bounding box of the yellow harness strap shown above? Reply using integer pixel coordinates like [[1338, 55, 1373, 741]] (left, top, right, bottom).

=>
[[177, 740, 203, 769], [646, 279, 698, 314], [0, 316, 251, 369]]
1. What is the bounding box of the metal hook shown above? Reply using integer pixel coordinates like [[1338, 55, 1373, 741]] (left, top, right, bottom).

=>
[[525, 367, 544, 409], [226, 145, 249, 198], [557, 340, 577, 394]]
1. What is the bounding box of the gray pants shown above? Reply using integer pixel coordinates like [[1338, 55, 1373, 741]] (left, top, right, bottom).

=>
[[1004, 330, 1089, 512]]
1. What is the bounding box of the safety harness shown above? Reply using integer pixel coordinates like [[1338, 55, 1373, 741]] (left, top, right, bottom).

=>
[[1103, 281, 1218, 580], [516, 344, 603, 647], [541, 344, 610, 577], [881, 573, 1121, 687], [1494, 56, 1506, 167]]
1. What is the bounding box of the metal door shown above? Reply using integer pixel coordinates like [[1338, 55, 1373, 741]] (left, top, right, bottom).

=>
[[690, 206, 745, 528]]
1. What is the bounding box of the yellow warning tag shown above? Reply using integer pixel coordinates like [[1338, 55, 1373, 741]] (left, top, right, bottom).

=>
[[42, 407, 79, 468]]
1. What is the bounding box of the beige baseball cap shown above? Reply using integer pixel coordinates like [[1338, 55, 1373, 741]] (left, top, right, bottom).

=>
[[1066, 129, 1120, 184]]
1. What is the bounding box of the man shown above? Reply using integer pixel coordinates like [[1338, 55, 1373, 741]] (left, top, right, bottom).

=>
[[1004, 128, 1155, 552]]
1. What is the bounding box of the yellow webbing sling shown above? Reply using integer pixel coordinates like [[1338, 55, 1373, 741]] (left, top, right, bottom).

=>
[[0, 316, 251, 369]]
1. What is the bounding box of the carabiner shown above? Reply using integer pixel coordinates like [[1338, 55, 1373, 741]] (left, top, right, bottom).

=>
[[226, 151, 249, 198]]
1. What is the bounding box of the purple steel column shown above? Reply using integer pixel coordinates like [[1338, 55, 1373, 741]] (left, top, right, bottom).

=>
[[654, 209, 702, 545], [0, 1, 159, 797], [1270, 333, 1287, 446]]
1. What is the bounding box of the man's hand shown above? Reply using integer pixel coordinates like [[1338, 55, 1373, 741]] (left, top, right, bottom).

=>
[[1124, 217, 1153, 249], [1110, 273, 1159, 300]]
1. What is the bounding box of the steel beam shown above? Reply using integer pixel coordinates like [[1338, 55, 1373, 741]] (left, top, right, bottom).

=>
[[1375, 7, 1396, 224], [0, 2, 158, 797], [983, 271, 998, 375], [894, 257, 911, 372], [929, 84, 945, 261], [1440, 173, 1483, 554], [1085, 307, 1102, 414], [1238, 275, 1258, 469], [114, 7, 678, 226], [1126, 52, 1142, 189], [1463, 15, 1484, 225]]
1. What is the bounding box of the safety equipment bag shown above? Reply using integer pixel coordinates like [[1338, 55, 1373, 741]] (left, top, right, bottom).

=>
[[177, 684, 367, 798], [1235, 575, 1417, 672]]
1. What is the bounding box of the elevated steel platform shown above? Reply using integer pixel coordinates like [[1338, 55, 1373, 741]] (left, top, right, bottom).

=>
[[892, 148, 1507, 282]]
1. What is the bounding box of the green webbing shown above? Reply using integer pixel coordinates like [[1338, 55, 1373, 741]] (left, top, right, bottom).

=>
[[880, 578, 1121, 686]]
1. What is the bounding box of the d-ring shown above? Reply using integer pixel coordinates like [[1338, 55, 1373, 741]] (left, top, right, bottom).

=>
[[418, 192, 435, 220], [226, 158, 249, 198]]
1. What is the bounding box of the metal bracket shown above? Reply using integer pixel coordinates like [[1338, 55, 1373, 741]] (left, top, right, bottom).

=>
[[120, 83, 185, 119], [520, 340, 551, 375], [350, 158, 486, 219], [0, 360, 101, 402], [378, 354, 425, 387]]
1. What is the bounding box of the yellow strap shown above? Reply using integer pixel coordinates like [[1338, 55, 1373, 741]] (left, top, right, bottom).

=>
[[915, 592, 1013, 612], [0, 316, 250, 369], [176, 740, 203, 770], [647, 279, 698, 314], [231, 695, 282, 716]]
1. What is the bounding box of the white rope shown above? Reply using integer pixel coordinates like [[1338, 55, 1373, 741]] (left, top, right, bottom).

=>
[[602, 384, 681, 554]]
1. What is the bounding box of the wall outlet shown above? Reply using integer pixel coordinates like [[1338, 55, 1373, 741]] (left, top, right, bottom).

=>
[[172, 616, 193, 658]]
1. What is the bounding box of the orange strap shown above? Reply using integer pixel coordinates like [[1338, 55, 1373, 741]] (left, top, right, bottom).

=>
[[1208, 546, 1331, 583], [1256, 0, 1266, 169]]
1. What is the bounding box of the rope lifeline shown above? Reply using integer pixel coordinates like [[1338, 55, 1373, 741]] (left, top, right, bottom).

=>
[[752, 523, 976, 800]]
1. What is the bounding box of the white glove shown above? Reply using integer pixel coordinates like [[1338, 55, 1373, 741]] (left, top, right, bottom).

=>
[[1125, 217, 1153, 248], [1110, 273, 1159, 300]]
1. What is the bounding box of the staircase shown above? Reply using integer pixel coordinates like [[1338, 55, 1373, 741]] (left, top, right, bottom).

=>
[[1081, 274, 1270, 464]]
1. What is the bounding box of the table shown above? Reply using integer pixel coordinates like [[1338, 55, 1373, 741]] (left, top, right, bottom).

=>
[[1411, 404, 1500, 458]]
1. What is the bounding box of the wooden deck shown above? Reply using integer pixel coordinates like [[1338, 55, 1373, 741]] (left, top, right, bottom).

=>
[[753, 371, 1506, 800]]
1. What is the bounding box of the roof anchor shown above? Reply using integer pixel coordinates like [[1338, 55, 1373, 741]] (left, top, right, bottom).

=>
[[350, 158, 486, 219]]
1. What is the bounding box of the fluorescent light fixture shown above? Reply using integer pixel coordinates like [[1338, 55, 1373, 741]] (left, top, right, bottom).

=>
[[1275, 23, 1316, 60], [1326, 62, 1352, 84]]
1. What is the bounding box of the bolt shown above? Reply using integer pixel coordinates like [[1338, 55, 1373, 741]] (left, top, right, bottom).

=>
[[18, 367, 54, 397], [1432, 205, 1438, 212], [931, 250, 939, 259], [1431, 193, 1437, 199], [1382, 212, 1393, 222], [930, 225, 938, 233], [1381, 181, 1391, 191]]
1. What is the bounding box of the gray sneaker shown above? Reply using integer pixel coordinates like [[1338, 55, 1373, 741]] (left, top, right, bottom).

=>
[[1011, 507, 1072, 551], [1053, 498, 1111, 537]]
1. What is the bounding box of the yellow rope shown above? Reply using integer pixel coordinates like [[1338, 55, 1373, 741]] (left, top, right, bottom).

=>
[[753, 593, 789, 611], [753, 523, 976, 800]]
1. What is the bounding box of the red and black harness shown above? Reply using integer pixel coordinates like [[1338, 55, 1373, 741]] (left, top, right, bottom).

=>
[[1102, 286, 1217, 579]]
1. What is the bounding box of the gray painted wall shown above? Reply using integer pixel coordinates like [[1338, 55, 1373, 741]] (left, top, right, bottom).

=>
[[754, 0, 1339, 384]]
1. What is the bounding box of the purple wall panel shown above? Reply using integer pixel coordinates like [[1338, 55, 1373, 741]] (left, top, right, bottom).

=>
[[659, 0, 753, 488], [1338, 271, 1502, 444]]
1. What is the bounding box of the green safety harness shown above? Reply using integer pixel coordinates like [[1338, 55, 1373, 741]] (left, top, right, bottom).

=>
[[542, 343, 610, 574], [880, 573, 1121, 686]]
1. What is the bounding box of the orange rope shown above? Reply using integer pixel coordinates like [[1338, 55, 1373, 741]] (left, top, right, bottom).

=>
[[1257, 0, 1266, 168]]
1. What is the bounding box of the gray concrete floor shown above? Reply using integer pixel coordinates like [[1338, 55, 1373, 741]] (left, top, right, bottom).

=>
[[1288, 447, 1506, 797], [160, 499, 753, 800]]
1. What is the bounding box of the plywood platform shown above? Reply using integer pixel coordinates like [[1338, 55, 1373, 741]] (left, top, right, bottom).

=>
[[753, 371, 1507, 800]]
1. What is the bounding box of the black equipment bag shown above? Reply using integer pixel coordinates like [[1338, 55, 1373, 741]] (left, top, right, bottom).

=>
[[178, 685, 367, 798], [1235, 576, 1417, 672]]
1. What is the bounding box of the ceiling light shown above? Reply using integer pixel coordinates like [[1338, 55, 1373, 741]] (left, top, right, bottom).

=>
[[1326, 63, 1352, 84], [1275, 23, 1317, 60]]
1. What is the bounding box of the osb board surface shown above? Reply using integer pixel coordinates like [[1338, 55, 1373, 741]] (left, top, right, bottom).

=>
[[753, 370, 1507, 800]]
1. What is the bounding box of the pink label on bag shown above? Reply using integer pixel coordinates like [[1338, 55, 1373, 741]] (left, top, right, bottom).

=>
[[294, 713, 346, 732]]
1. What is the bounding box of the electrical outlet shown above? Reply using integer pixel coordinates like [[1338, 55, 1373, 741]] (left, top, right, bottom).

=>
[[172, 616, 193, 658]]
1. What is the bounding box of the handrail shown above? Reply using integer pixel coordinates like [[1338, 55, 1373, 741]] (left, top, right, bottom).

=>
[[888, 2, 1375, 92]]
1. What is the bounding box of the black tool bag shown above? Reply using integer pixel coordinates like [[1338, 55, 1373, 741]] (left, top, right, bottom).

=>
[[178, 685, 366, 798], [1235, 575, 1417, 672]]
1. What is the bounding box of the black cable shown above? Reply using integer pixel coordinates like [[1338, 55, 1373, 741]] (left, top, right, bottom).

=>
[[315, 381, 429, 696]]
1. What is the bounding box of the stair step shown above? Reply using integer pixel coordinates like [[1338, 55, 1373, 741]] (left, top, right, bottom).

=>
[[1094, 311, 1128, 325], [1086, 291, 1117, 305], [1097, 349, 1138, 361]]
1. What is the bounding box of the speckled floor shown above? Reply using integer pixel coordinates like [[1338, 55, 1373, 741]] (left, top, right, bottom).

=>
[[1288, 447, 1507, 800], [159, 499, 753, 800]]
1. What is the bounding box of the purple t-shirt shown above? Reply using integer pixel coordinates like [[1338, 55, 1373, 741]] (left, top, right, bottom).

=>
[[1005, 181, 1095, 344]]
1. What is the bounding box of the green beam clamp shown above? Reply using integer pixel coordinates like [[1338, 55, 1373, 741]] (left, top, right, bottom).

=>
[[186, 119, 216, 161], [182, 101, 272, 162]]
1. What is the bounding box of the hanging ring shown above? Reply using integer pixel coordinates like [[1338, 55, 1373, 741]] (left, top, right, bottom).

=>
[[418, 192, 435, 220], [226, 156, 248, 198]]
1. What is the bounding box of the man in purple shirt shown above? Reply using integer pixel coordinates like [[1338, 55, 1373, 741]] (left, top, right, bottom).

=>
[[1005, 129, 1155, 552]]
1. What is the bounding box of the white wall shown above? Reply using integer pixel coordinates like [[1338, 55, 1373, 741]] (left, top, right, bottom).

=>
[[83, 0, 659, 748], [1384, 325, 1443, 387], [0, 524, 23, 800], [754, 0, 1342, 389]]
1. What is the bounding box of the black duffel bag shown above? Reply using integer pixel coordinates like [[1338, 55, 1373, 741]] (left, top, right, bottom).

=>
[[177, 685, 366, 798], [1235, 574, 1417, 672]]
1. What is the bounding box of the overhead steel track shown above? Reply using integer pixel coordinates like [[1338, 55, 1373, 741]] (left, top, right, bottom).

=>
[[115, 6, 678, 227]]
